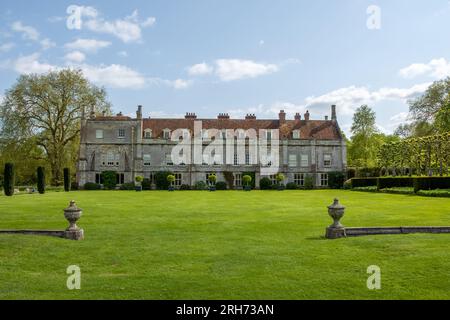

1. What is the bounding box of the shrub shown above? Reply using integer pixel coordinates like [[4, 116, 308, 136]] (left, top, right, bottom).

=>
[[101, 171, 117, 190], [84, 182, 101, 190], [346, 168, 356, 179], [276, 173, 285, 184], [350, 178, 378, 188], [352, 186, 378, 192], [343, 179, 352, 190], [71, 181, 79, 190], [413, 177, 450, 193], [243, 175, 252, 187], [142, 178, 152, 190], [328, 171, 345, 189], [377, 177, 413, 191], [417, 189, 450, 198], [215, 181, 227, 190], [208, 174, 217, 185], [286, 182, 298, 190], [357, 167, 381, 178], [63, 168, 70, 192], [167, 174, 175, 185], [259, 177, 272, 190], [120, 182, 135, 190], [194, 180, 207, 190], [37, 166, 45, 194], [3, 163, 15, 196], [242, 171, 255, 189], [155, 171, 173, 190], [180, 184, 191, 190], [135, 175, 144, 183], [304, 175, 314, 190], [380, 187, 414, 195]]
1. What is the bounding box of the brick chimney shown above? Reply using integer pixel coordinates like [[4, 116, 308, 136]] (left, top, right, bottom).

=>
[[185, 112, 197, 119], [294, 113, 301, 121], [331, 105, 337, 121], [325, 115, 329, 121], [217, 113, 230, 120], [304, 110, 310, 121], [136, 105, 142, 119], [278, 110, 286, 125], [245, 114, 256, 120]]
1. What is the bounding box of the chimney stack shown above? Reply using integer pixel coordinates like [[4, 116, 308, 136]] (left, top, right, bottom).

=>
[[331, 105, 337, 121], [325, 115, 329, 121], [136, 105, 142, 119], [217, 113, 230, 120], [245, 114, 256, 120], [304, 110, 310, 121], [294, 113, 301, 121], [278, 110, 286, 125], [185, 112, 197, 119]]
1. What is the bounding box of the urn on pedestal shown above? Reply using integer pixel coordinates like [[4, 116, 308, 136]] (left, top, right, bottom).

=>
[[63, 200, 84, 240]]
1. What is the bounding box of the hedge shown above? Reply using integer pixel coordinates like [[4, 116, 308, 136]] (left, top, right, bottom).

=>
[[63, 168, 70, 192], [215, 181, 227, 190], [84, 182, 101, 190], [101, 171, 117, 190], [37, 166, 45, 194], [328, 171, 345, 189], [377, 177, 414, 191], [259, 177, 272, 190], [154, 171, 173, 190], [413, 177, 450, 193], [350, 178, 378, 188]]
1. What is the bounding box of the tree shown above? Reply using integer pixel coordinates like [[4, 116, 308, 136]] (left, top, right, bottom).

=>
[[3, 163, 15, 196], [37, 166, 45, 194], [0, 69, 111, 185], [63, 168, 70, 192], [348, 105, 380, 167], [101, 171, 116, 190]]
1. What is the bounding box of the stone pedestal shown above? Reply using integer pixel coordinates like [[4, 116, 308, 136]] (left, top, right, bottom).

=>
[[325, 227, 346, 239], [64, 200, 84, 241], [64, 229, 84, 240]]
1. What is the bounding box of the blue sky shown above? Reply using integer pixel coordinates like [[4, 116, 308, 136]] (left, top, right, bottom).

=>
[[1, 0, 449, 136]]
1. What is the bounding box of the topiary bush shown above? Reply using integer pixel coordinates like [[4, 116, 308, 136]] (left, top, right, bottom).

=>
[[194, 181, 207, 190], [304, 175, 314, 190], [84, 182, 101, 190], [259, 177, 272, 190], [242, 171, 255, 189], [155, 171, 173, 190], [63, 168, 70, 192], [215, 181, 227, 190], [37, 166, 45, 194], [328, 171, 345, 189], [3, 163, 15, 196], [286, 182, 298, 190], [101, 171, 117, 190]]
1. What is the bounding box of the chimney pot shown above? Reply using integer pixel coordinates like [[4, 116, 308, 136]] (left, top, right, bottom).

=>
[[279, 110, 286, 124], [331, 105, 337, 121], [294, 113, 301, 121], [304, 110, 310, 121]]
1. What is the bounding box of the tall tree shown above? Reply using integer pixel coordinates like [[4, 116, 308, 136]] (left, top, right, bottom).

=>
[[348, 105, 380, 167], [0, 69, 111, 185]]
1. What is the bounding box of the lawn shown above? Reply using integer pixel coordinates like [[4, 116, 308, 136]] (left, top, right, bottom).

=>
[[0, 190, 449, 300]]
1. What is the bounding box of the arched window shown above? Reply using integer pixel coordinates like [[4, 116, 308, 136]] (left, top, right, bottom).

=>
[[144, 129, 152, 139], [163, 129, 171, 139], [293, 130, 300, 139]]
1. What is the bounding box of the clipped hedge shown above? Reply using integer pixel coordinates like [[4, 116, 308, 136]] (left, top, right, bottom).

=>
[[286, 182, 298, 190], [37, 166, 45, 194], [84, 182, 101, 190], [413, 177, 450, 193], [63, 168, 70, 192], [329, 171, 345, 189], [142, 178, 152, 190], [350, 178, 378, 188], [215, 181, 227, 190], [377, 177, 414, 190], [154, 171, 173, 190], [259, 177, 272, 190], [3, 163, 15, 196]]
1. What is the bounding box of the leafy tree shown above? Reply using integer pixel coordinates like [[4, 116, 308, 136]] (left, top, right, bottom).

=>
[[63, 168, 70, 192], [3, 163, 15, 196], [37, 166, 45, 194], [0, 69, 111, 185], [101, 171, 116, 190]]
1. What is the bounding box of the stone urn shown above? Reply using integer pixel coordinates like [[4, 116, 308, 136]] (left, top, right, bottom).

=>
[[63, 200, 84, 240], [327, 198, 345, 229]]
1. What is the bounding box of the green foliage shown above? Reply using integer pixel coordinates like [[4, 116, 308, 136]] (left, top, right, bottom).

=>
[[142, 178, 152, 190], [71, 181, 79, 190], [276, 173, 285, 183], [242, 175, 252, 186], [179, 184, 191, 190], [223, 171, 234, 189], [304, 175, 314, 189], [350, 178, 378, 188], [208, 174, 217, 185], [37, 167, 45, 194], [417, 189, 450, 198], [135, 175, 144, 183], [167, 174, 175, 183], [215, 181, 227, 190], [286, 182, 298, 190], [3, 163, 15, 196], [343, 179, 352, 190], [351, 186, 378, 192], [101, 171, 117, 190], [259, 177, 272, 190], [84, 182, 101, 190], [194, 181, 207, 190], [119, 182, 135, 190], [377, 177, 414, 190], [413, 177, 450, 193], [63, 168, 70, 192], [154, 171, 173, 190], [328, 171, 345, 189], [242, 172, 255, 188]]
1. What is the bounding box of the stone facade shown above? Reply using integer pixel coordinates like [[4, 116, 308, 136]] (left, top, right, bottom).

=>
[[77, 105, 347, 189]]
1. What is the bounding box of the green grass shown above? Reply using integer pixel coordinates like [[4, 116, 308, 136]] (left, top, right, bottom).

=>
[[1, 190, 450, 300]]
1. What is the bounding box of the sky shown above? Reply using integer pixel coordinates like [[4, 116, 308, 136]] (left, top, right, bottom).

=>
[[0, 0, 449, 136]]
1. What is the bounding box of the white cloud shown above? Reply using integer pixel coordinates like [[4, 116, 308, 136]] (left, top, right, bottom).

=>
[[171, 79, 192, 89], [118, 51, 128, 57], [11, 21, 39, 41], [13, 53, 57, 74], [215, 59, 279, 81], [65, 51, 86, 63], [187, 62, 213, 76], [64, 38, 111, 52], [40, 38, 56, 50], [0, 42, 14, 52], [78, 63, 146, 88], [399, 58, 450, 79], [71, 6, 156, 43]]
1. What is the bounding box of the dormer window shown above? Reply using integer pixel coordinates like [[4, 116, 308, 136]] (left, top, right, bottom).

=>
[[144, 129, 152, 139], [163, 129, 171, 139], [293, 130, 300, 139], [118, 129, 125, 138], [96, 129, 104, 139], [266, 130, 272, 140]]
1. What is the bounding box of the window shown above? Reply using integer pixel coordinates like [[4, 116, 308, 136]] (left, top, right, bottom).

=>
[[269, 174, 277, 184], [221, 129, 227, 139], [144, 129, 152, 139], [165, 153, 173, 165], [96, 129, 103, 139], [320, 173, 328, 187], [294, 173, 305, 186], [202, 129, 209, 139], [234, 173, 242, 187], [143, 154, 151, 166], [174, 173, 182, 187], [288, 154, 297, 167], [266, 130, 272, 140], [233, 153, 238, 166], [163, 129, 171, 139], [293, 130, 300, 139], [237, 130, 245, 139], [148, 172, 155, 185], [245, 153, 250, 165], [116, 173, 125, 185], [323, 154, 332, 167], [118, 128, 125, 138], [107, 152, 115, 166], [95, 173, 102, 184], [300, 154, 309, 167]]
